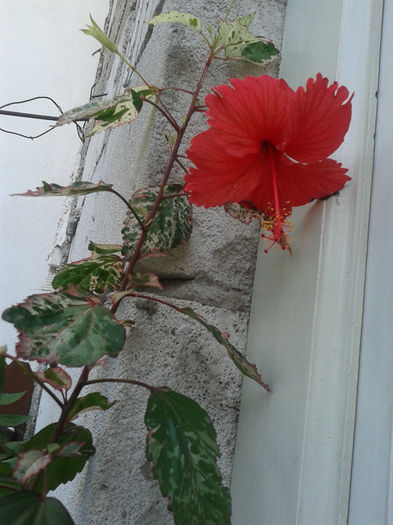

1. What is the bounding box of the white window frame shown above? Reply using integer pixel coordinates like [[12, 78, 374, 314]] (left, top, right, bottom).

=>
[[231, 0, 385, 523]]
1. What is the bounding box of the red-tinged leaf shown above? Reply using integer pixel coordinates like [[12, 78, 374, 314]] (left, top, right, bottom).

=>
[[52, 254, 124, 294], [2, 289, 125, 367], [181, 307, 271, 391], [67, 393, 116, 421], [12, 180, 113, 198], [224, 202, 269, 226], [225, 202, 293, 254], [12, 450, 51, 484], [128, 272, 163, 290], [22, 423, 94, 492], [58, 442, 85, 456], [121, 184, 192, 258], [35, 367, 72, 392], [0, 473, 21, 497], [0, 492, 74, 525], [145, 388, 231, 525]]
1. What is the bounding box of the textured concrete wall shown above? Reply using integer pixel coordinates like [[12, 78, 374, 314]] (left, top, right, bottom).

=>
[[53, 1, 287, 523]]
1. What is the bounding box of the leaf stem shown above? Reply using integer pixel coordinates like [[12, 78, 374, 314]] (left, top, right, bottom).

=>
[[175, 157, 188, 173], [85, 378, 153, 391], [51, 366, 90, 442], [2, 353, 64, 409], [112, 51, 215, 310], [108, 188, 145, 230], [223, 0, 237, 21], [160, 86, 194, 95], [116, 52, 150, 87], [143, 97, 179, 131]]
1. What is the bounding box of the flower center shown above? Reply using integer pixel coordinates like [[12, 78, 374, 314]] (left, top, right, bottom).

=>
[[259, 141, 287, 252]]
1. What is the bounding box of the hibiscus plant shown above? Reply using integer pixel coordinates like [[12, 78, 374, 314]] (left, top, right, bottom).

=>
[[0, 4, 352, 524]]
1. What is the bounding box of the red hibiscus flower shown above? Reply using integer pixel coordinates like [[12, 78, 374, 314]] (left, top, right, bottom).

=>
[[185, 74, 353, 250]]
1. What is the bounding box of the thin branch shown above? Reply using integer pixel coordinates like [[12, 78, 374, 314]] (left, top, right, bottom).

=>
[[160, 86, 194, 95], [51, 366, 90, 442], [143, 97, 179, 131], [2, 353, 64, 409], [0, 95, 63, 113], [0, 127, 55, 140], [160, 191, 187, 201], [0, 109, 89, 122], [108, 188, 145, 230], [112, 51, 215, 313], [85, 378, 152, 391], [175, 157, 188, 173], [223, 0, 238, 21], [113, 291, 184, 315], [116, 52, 150, 87]]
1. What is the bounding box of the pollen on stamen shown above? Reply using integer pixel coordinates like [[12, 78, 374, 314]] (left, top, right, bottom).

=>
[[261, 208, 293, 254]]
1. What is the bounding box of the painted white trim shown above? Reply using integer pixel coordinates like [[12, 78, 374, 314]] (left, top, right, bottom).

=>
[[348, 0, 393, 522], [231, 0, 383, 523]]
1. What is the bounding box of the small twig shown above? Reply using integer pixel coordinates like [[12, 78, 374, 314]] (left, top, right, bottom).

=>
[[0, 95, 63, 113], [143, 97, 179, 131], [108, 188, 145, 230], [0, 127, 55, 140], [85, 378, 153, 391], [0, 109, 88, 122], [160, 86, 194, 95], [2, 353, 64, 409], [175, 157, 188, 173], [160, 191, 187, 201]]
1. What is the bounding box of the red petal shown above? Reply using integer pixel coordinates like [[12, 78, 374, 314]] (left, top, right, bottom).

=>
[[275, 154, 351, 207], [185, 130, 267, 207], [285, 73, 353, 163], [205, 75, 295, 150], [241, 154, 350, 219]]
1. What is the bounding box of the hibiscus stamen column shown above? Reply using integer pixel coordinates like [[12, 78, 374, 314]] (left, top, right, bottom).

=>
[[267, 144, 284, 250]]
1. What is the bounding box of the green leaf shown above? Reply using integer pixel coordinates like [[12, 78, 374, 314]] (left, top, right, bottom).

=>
[[0, 391, 26, 406], [67, 393, 116, 421], [237, 13, 255, 26], [128, 272, 162, 291], [217, 17, 279, 64], [81, 14, 118, 53], [35, 367, 72, 392], [22, 423, 94, 492], [145, 388, 231, 525], [12, 180, 113, 198], [218, 19, 259, 57], [240, 40, 279, 65], [52, 254, 124, 294], [122, 184, 192, 258], [2, 288, 125, 367], [181, 307, 271, 391], [87, 241, 122, 255], [0, 491, 74, 525], [87, 87, 154, 136], [56, 86, 156, 132], [0, 415, 30, 427], [12, 450, 51, 484], [0, 473, 21, 497], [148, 10, 201, 32]]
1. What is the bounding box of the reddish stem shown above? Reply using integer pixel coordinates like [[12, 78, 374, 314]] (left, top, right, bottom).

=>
[[112, 52, 214, 313]]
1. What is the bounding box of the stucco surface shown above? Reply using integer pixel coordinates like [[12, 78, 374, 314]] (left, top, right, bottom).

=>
[[52, 0, 287, 523]]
